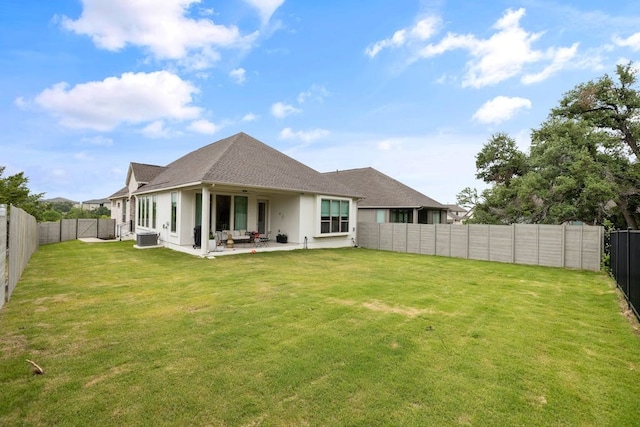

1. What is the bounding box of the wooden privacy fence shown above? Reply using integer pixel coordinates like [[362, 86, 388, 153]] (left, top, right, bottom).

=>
[[39, 218, 115, 244], [357, 223, 603, 271], [2, 205, 39, 308]]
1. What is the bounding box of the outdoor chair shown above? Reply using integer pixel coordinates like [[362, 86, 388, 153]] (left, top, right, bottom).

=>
[[256, 231, 271, 247]]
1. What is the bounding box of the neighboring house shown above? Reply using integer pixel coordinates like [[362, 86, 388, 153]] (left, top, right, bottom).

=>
[[82, 198, 111, 211], [109, 132, 362, 255], [445, 204, 471, 225], [323, 167, 448, 224]]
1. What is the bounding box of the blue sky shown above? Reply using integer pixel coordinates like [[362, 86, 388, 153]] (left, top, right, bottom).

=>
[[2, 0, 640, 205]]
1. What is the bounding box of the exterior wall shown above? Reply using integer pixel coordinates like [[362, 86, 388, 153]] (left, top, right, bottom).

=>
[[358, 209, 378, 223], [270, 193, 300, 242], [298, 194, 357, 249], [130, 186, 358, 252]]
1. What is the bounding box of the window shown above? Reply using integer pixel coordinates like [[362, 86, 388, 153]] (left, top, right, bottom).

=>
[[432, 210, 441, 224], [170, 192, 177, 233], [234, 196, 248, 230], [390, 209, 412, 223], [321, 199, 349, 234], [152, 195, 157, 229], [376, 209, 385, 223], [137, 195, 156, 228]]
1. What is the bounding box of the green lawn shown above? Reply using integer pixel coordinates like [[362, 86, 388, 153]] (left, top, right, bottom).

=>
[[1, 241, 640, 426]]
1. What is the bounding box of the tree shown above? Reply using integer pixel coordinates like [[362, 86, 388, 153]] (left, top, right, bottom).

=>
[[0, 166, 45, 219], [551, 62, 640, 229], [467, 63, 640, 229], [475, 132, 528, 185]]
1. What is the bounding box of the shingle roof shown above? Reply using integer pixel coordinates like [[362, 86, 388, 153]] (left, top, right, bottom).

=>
[[130, 162, 167, 184], [135, 132, 361, 198], [108, 186, 128, 199], [323, 167, 445, 209]]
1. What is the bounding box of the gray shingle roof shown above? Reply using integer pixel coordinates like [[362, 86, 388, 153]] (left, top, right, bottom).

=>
[[108, 186, 128, 199], [131, 162, 167, 184], [135, 132, 361, 198], [323, 167, 445, 209]]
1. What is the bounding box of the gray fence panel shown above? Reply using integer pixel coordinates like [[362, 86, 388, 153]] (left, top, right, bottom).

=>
[[393, 223, 408, 252], [420, 225, 436, 255], [564, 226, 583, 269], [538, 225, 563, 268], [357, 222, 379, 249], [379, 224, 393, 251], [8, 206, 38, 303], [468, 225, 489, 261], [489, 225, 513, 263], [581, 226, 603, 271], [450, 226, 468, 259], [39, 222, 60, 245], [407, 224, 421, 254], [435, 224, 450, 256], [98, 219, 116, 239], [1, 206, 6, 307], [61, 219, 77, 241], [514, 224, 538, 266]]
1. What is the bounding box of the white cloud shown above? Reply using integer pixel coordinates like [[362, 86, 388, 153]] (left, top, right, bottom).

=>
[[271, 102, 301, 118], [34, 71, 201, 131], [472, 96, 532, 125], [187, 119, 221, 135], [242, 113, 259, 121], [229, 67, 246, 84], [279, 127, 330, 142], [521, 43, 579, 84], [375, 8, 579, 88], [60, 0, 258, 65], [613, 33, 640, 51], [366, 16, 441, 58], [141, 121, 172, 139], [297, 84, 329, 103], [242, 0, 285, 24]]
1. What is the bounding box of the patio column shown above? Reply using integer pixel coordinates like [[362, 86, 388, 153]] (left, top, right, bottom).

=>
[[201, 186, 210, 256]]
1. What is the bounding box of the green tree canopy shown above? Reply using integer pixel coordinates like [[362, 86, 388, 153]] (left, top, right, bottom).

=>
[[465, 63, 640, 229], [0, 166, 45, 219]]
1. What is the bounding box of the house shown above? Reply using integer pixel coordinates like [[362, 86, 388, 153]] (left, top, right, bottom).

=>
[[323, 167, 448, 224], [445, 204, 471, 225], [109, 132, 362, 255], [82, 198, 111, 211]]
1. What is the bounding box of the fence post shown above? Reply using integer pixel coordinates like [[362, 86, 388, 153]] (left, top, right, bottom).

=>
[[0, 204, 6, 307], [627, 228, 632, 311]]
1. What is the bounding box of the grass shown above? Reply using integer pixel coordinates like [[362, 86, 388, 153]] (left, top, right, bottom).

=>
[[1, 240, 640, 426]]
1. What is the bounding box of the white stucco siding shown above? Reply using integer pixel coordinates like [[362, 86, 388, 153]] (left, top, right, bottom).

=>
[[297, 194, 357, 249], [269, 194, 300, 242]]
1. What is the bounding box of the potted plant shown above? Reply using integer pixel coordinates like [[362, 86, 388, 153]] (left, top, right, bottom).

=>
[[276, 233, 288, 243]]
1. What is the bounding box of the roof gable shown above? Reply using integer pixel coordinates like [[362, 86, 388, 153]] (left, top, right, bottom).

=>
[[324, 167, 445, 209], [127, 162, 167, 186], [137, 133, 361, 197]]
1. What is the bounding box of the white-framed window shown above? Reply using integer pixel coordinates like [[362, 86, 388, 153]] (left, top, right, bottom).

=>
[[152, 195, 157, 229], [137, 195, 156, 228], [320, 198, 349, 234], [170, 192, 178, 233]]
